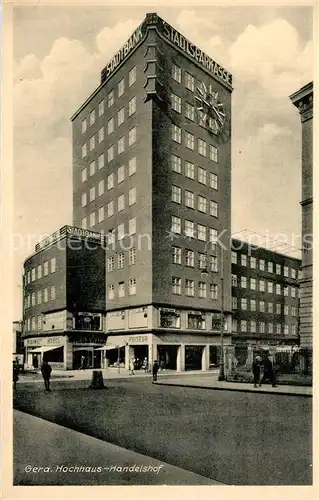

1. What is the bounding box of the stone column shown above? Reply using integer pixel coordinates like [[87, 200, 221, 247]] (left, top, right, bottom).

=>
[[176, 344, 185, 372], [201, 345, 210, 371], [64, 337, 73, 370]]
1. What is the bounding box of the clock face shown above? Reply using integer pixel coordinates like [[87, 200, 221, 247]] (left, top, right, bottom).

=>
[[194, 82, 226, 134]]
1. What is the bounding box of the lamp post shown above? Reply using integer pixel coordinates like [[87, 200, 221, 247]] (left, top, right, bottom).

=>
[[218, 246, 225, 381]]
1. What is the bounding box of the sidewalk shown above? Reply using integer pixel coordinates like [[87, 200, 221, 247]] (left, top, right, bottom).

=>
[[14, 410, 222, 485], [155, 374, 312, 397]]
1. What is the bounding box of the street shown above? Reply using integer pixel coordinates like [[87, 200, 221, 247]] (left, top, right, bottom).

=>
[[13, 377, 312, 485]]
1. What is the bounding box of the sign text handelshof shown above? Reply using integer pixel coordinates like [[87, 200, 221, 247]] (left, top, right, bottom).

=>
[[162, 22, 232, 86]]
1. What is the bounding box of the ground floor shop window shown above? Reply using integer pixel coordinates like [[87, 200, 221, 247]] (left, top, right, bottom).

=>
[[185, 346, 203, 371], [44, 347, 64, 363], [209, 346, 220, 367], [157, 345, 178, 370]]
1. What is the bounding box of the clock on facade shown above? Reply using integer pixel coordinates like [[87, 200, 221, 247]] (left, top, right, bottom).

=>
[[195, 82, 226, 134]]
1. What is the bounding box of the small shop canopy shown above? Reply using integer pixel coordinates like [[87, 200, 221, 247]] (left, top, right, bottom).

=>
[[29, 345, 63, 354], [95, 343, 127, 351]]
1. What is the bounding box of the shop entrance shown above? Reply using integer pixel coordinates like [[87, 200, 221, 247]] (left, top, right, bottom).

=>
[[132, 345, 148, 370], [185, 345, 204, 371], [105, 347, 125, 368], [157, 345, 178, 370], [73, 348, 101, 369]]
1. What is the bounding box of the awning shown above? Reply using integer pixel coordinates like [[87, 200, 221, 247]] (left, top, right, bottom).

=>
[[30, 345, 63, 354], [95, 343, 127, 351]]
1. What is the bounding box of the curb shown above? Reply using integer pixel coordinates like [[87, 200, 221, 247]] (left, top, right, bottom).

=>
[[155, 382, 312, 397]]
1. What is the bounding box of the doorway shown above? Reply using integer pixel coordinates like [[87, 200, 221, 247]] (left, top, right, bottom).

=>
[[185, 345, 204, 371]]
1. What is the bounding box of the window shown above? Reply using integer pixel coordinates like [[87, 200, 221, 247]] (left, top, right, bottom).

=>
[[81, 168, 87, 183], [172, 277, 181, 294], [291, 268, 296, 279], [89, 186, 96, 202], [210, 173, 218, 190], [160, 310, 181, 328], [81, 192, 87, 207], [43, 288, 48, 303], [259, 259, 265, 271], [268, 302, 273, 313], [118, 194, 125, 212], [107, 201, 114, 218], [98, 180, 105, 197], [98, 99, 104, 117], [185, 250, 194, 267], [89, 212, 96, 227], [117, 165, 125, 184], [284, 305, 289, 315], [128, 96, 136, 116], [108, 284, 115, 300], [198, 138, 207, 156], [172, 216, 181, 234], [283, 324, 289, 335], [241, 320, 247, 332], [241, 298, 247, 310], [129, 248, 136, 265], [44, 261, 49, 276], [260, 301, 265, 312], [198, 282, 207, 298], [129, 157, 137, 176], [171, 246, 181, 265], [118, 107, 125, 126], [172, 64, 181, 83], [276, 323, 281, 335], [82, 217, 87, 229], [276, 304, 281, 315], [250, 321, 256, 333], [89, 109, 96, 126], [185, 131, 194, 150], [98, 127, 104, 143], [89, 135, 95, 151], [251, 278, 256, 290], [276, 264, 281, 275], [81, 143, 87, 158], [268, 323, 273, 334], [81, 118, 87, 134], [232, 297, 237, 310], [128, 278, 136, 295], [31, 268, 36, 282], [209, 228, 217, 248], [118, 223, 125, 240], [118, 282, 125, 298], [209, 283, 218, 300], [118, 78, 125, 97], [259, 279, 265, 292], [284, 286, 289, 297], [50, 285, 56, 301], [170, 154, 181, 174], [50, 258, 56, 273], [250, 257, 256, 269], [185, 72, 195, 91], [185, 279, 195, 296], [241, 254, 247, 266], [129, 66, 136, 86], [231, 274, 237, 286], [231, 251, 237, 264], [198, 196, 207, 213], [199, 253, 207, 270], [185, 102, 194, 121], [118, 136, 125, 155], [118, 253, 125, 269], [291, 325, 297, 335], [184, 220, 195, 238], [107, 145, 114, 163], [241, 276, 247, 288], [37, 265, 42, 280], [210, 145, 218, 162], [31, 317, 36, 331], [210, 255, 218, 272], [108, 90, 114, 108], [276, 284, 281, 295], [107, 174, 114, 190], [185, 161, 195, 179], [268, 281, 273, 293], [129, 187, 136, 206], [37, 291, 42, 305], [197, 224, 206, 241], [198, 167, 207, 184], [259, 322, 265, 334], [88, 161, 95, 177], [31, 292, 36, 306], [129, 127, 136, 146], [108, 257, 115, 272], [172, 185, 181, 204], [129, 217, 136, 235], [172, 124, 181, 143], [210, 200, 218, 217], [98, 154, 104, 170], [268, 262, 273, 273], [251, 299, 256, 311], [284, 266, 289, 277], [98, 206, 104, 223], [171, 93, 182, 113], [108, 117, 114, 135], [291, 287, 296, 298]]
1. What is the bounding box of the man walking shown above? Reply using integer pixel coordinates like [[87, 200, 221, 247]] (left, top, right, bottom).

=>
[[129, 357, 135, 375], [41, 360, 52, 392], [252, 356, 261, 388], [152, 360, 159, 382], [260, 355, 277, 387], [13, 361, 19, 391]]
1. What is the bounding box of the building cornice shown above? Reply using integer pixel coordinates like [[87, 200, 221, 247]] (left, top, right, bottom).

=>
[[289, 81, 313, 122]]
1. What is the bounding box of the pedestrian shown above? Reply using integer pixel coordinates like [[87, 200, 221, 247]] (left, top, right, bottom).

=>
[[252, 356, 261, 388], [129, 357, 135, 375], [260, 356, 277, 387], [152, 360, 159, 382], [41, 360, 52, 392], [13, 361, 19, 391], [142, 357, 148, 373], [80, 355, 86, 370]]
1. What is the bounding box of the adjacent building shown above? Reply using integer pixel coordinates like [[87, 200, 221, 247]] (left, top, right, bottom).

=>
[[22, 226, 106, 370], [71, 12, 233, 371], [231, 239, 301, 348], [290, 82, 313, 349]]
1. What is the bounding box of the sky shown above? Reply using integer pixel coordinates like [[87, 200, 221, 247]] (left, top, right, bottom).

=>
[[12, 3, 313, 318]]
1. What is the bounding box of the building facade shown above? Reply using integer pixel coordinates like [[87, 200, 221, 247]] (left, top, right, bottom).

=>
[[71, 12, 233, 371], [231, 239, 301, 348], [22, 226, 106, 370], [290, 82, 313, 348], [13, 320, 23, 356]]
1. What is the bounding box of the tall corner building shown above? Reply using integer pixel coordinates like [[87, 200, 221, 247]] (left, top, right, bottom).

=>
[[290, 82, 313, 349], [71, 13, 233, 371]]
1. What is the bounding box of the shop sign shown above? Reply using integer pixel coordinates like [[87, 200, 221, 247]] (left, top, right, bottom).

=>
[[69, 334, 106, 344], [66, 226, 104, 242], [26, 336, 64, 347], [128, 335, 148, 344]]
